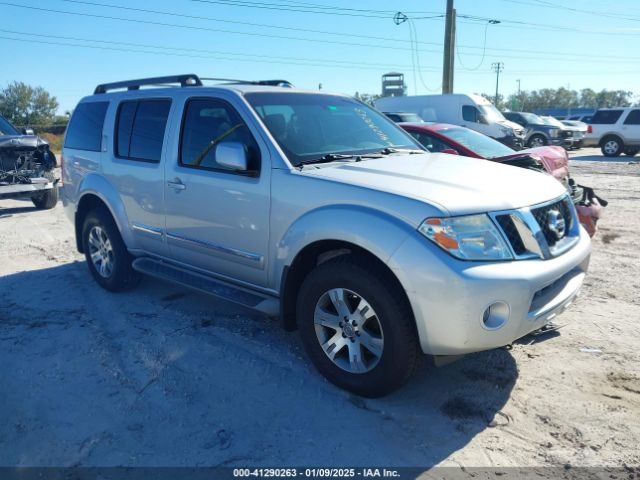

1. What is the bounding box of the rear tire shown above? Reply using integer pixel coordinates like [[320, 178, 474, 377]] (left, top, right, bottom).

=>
[[31, 171, 59, 210], [527, 134, 547, 148], [296, 254, 421, 398], [81, 207, 140, 292], [601, 136, 623, 157]]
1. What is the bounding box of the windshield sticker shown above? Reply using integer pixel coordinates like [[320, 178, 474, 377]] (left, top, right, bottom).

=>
[[354, 108, 392, 145]]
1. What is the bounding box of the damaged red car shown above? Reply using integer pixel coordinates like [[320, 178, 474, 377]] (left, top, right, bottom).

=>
[[400, 122, 606, 236]]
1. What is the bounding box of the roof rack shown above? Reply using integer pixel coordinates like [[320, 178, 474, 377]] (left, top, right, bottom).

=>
[[200, 77, 293, 88], [94, 74, 203, 94]]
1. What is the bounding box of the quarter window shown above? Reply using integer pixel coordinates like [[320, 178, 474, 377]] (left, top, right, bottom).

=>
[[64, 102, 109, 151], [623, 110, 640, 125], [180, 98, 260, 173], [591, 110, 624, 125], [115, 99, 171, 162]]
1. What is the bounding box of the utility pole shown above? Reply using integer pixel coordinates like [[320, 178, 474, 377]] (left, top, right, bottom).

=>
[[442, 0, 456, 94], [492, 62, 504, 106], [516, 79, 521, 110]]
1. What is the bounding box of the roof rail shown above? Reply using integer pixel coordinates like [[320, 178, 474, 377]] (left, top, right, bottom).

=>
[[200, 77, 293, 88], [94, 74, 202, 94]]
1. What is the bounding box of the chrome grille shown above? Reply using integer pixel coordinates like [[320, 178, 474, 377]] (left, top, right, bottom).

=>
[[531, 198, 574, 247], [490, 195, 580, 260]]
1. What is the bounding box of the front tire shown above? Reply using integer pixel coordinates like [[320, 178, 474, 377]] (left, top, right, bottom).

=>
[[527, 134, 547, 148], [601, 136, 623, 157], [296, 255, 421, 397], [81, 207, 140, 292], [31, 171, 59, 210]]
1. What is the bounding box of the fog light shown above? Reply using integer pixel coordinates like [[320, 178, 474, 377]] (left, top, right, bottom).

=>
[[481, 302, 510, 330]]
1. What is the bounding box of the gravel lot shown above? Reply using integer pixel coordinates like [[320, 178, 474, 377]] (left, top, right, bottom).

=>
[[0, 148, 638, 470]]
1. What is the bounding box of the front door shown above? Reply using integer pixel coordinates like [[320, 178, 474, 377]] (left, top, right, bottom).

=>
[[163, 95, 271, 287]]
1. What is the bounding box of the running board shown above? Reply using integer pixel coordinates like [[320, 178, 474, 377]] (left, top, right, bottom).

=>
[[132, 257, 279, 317]]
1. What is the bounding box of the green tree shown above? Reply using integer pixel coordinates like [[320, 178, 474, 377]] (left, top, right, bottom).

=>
[[0, 81, 59, 126], [354, 92, 381, 107]]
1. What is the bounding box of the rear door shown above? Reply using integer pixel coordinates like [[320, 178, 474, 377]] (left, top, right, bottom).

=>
[[622, 109, 640, 144], [163, 93, 271, 287], [101, 98, 172, 256]]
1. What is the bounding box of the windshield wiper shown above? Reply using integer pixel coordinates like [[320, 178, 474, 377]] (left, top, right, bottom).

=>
[[378, 147, 425, 155], [297, 152, 382, 168]]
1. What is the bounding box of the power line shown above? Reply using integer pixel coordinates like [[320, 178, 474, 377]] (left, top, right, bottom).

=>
[[4, 1, 640, 65], [1, 29, 639, 78]]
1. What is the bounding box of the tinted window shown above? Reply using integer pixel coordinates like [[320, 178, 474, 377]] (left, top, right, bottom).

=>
[[0, 115, 19, 136], [385, 114, 402, 122], [116, 101, 136, 157], [623, 110, 640, 125], [65, 102, 109, 151], [115, 99, 171, 162], [180, 98, 260, 172], [462, 105, 478, 122], [591, 110, 623, 125]]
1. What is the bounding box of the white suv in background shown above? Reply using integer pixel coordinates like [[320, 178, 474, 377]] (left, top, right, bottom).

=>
[[584, 107, 640, 157]]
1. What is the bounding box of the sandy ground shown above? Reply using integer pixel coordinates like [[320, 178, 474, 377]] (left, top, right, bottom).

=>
[[0, 148, 639, 469]]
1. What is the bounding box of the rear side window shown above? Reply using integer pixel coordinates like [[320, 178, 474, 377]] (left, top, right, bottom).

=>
[[65, 102, 109, 151], [115, 99, 171, 162], [462, 105, 478, 122], [591, 110, 623, 124], [623, 110, 640, 125]]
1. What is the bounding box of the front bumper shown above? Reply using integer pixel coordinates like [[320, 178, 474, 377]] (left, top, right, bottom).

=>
[[388, 227, 591, 355], [495, 134, 525, 150]]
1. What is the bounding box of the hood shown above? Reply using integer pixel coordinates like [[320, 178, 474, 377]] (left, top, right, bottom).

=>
[[302, 152, 567, 216], [498, 119, 523, 131], [496, 146, 569, 181], [0, 135, 48, 151]]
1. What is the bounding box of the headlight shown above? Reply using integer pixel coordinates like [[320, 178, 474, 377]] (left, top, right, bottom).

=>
[[418, 214, 513, 260], [549, 128, 559, 138]]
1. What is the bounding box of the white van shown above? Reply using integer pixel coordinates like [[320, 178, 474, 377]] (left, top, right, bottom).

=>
[[375, 94, 526, 149]]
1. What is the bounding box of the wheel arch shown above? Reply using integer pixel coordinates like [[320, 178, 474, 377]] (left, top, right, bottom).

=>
[[275, 205, 417, 331], [74, 176, 132, 253]]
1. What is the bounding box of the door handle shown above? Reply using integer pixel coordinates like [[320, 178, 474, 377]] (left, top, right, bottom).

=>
[[167, 178, 186, 191]]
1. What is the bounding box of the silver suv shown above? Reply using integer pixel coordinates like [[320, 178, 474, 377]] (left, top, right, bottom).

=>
[[584, 107, 640, 157], [62, 74, 591, 397]]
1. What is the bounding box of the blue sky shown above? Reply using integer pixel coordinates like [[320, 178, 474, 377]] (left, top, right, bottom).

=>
[[1, 0, 639, 114]]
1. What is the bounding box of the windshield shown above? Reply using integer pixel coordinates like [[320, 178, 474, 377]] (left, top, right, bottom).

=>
[[520, 112, 545, 124], [0, 115, 19, 136], [439, 126, 514, 159], [244, 92, 421, 166], [478, 104, 506, 122], [542, 116, 565, 128], [399, 113, 424, 123]]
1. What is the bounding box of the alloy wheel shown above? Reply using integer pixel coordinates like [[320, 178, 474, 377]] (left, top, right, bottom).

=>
[[314, 288, 384, 374], [88, 226, 114, 278]]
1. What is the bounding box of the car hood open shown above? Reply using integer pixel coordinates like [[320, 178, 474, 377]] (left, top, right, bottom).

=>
[[302, 152, 566, 216]]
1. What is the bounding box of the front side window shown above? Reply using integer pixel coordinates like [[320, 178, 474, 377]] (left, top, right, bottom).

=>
[[410, 132, 451, 153], [462, 105, 479, 122], [244, 92, 419, 166], [623, 110, 640, 125], [64, 102, 109, 151], [180, 98, 260, 172], [115, 99, 171, 162], [0, 115, 19, 136]]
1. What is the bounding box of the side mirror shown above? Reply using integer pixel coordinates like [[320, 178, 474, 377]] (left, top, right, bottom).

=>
[[22, 127, 35, 135], [215, 141, 249, 172], [441, 148, 459, 155]]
